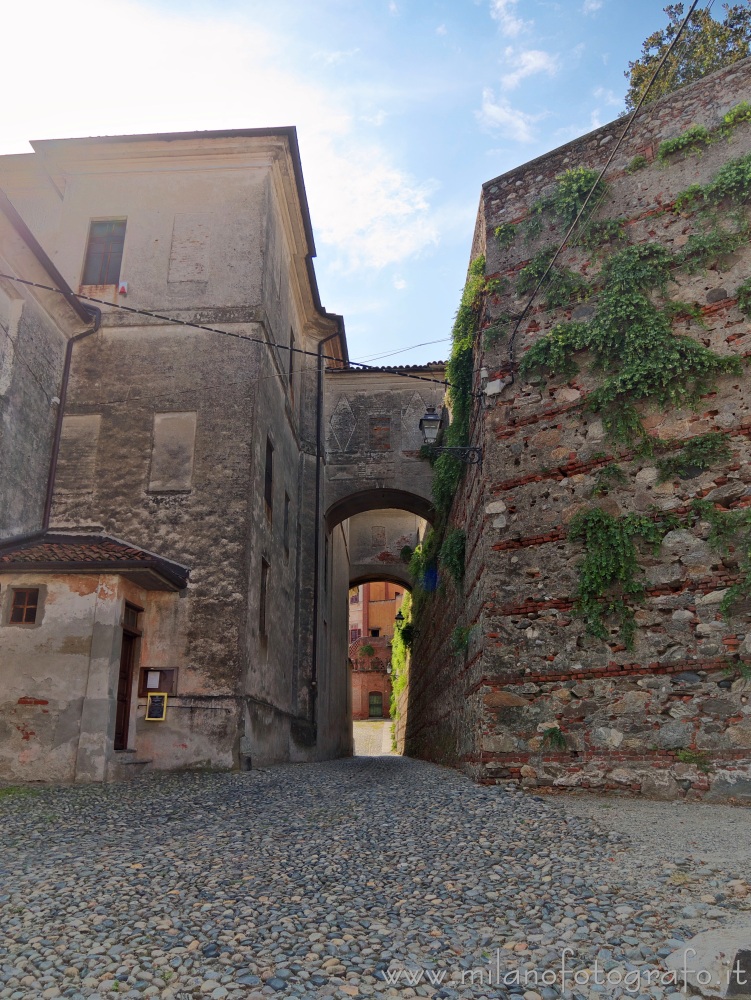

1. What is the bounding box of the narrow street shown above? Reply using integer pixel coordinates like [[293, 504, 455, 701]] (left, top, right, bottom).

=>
[[0, 757, 749, 1000]]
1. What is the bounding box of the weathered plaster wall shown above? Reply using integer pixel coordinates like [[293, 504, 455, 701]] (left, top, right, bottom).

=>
[[404, 59, 751, 800], [0, 132, 347, 777], [347, 509, 422, 588], [0, 212, 91, 539], [324, 367, 445, 526]]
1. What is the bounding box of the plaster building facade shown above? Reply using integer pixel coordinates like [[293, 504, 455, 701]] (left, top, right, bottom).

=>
[[0, 128, 352, 782]]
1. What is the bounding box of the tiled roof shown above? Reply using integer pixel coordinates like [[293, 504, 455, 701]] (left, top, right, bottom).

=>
[[328, 361, 446, 374], [0, 533, 190, 591]]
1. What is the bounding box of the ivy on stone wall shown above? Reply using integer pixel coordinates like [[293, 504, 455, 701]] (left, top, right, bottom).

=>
[[569, 508, 680, 647], [493, 113, 751, 648], [519, 242, 742, 448]]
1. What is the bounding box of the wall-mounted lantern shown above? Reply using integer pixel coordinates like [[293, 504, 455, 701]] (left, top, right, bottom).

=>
[[419, 406, 482, 465]]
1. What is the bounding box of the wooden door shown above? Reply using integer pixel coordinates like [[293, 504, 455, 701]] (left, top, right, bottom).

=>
[[114, 632, 137, 751]]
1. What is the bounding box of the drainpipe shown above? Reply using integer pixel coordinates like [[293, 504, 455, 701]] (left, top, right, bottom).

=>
[[43, 308, 101, 530], [310, 329, 342, 729]]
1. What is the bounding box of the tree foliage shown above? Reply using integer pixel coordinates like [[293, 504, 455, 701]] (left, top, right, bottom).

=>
[[625, 3, 751, 111]]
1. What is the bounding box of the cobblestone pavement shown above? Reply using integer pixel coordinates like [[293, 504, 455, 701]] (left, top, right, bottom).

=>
[[1, 757, 749, 1000], [352, 722, 394, 757]]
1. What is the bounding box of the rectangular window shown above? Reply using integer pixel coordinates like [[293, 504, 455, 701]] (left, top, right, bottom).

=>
[[260, 559, 269, 638], [283, 492, 291, 554], [349, 628, 361, 643], [264, 437, 274, 520], [288, 328, 295, 398], [10, 588, 38, 624], [82, 220, 126, 286]]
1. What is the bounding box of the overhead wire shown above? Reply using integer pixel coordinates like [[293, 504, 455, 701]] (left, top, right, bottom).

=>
[[500, 0, 704, 384], [0, 272, 449, 388]]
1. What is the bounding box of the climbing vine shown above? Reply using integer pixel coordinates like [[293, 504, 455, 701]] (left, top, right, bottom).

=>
[[438, 528, 466, 588], [569, 508, 680, 647], [657, 124, 712, 162], [516, 248, 589, 308], [389, 592, 412, 720], [654, 432, 732, 482], [519, 241, 743, 447]]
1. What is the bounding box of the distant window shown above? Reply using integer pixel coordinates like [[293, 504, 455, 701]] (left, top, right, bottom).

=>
[[350, 628, 361, 643], [370, 628, 380, 638], [288, 328, 295, 398], [369, 692, 383, 718], [260, 559, 270, 638], [82, 220, 126, 285], [10, 589, 38, 624], [349, 591, 360, 604], [264, 437, 274, 520], [283, 492, 291, 554]]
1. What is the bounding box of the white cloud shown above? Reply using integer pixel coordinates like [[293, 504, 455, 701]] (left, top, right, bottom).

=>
[[436, 23, 447, 35], [388, 1, 399, 14], [312, 48, 360, 66], [361, 110, 389, 126], [582, 0, 603, 12], [476, 89, 543, 143], [0, 0, 439, 275], [500, 48, 559, 90], [554, 109, 604, 143], [594, 85, 622, 108], [393, 276, 407, 290], [489, 0, 530, 37]]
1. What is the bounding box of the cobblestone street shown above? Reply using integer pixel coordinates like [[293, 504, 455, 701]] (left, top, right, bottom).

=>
[[1, 757, 750, 1000]]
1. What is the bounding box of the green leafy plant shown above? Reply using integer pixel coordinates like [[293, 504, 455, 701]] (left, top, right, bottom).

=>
[[399, 545, 414, 563], [573, 217, 627, 251], [688, 499, 751, 615], [657, 124, 713, 163], [451, 625, 472, 654], [494, 223, 517, 250], [655, 432, 732, 482], [359, 644, 375, 658], [516, 248, 589, 309], [0, 786, 39, 799], [676, 749, 711, 773], [390, 592, 412, 718], [568, 507, 680, 646], [439, 528, 466, 587], [676, 223, 747, 273], [541, 726, 568, 750], [721, 100, 751, 134], [485, 277, 509, 295], [736, 276, 751, 316], [590, 463, 628, 496], [624, 4, 751, 111], [483, 314, 512, 348], [625, 153, 649, 174], [519, 242, 742, 446]]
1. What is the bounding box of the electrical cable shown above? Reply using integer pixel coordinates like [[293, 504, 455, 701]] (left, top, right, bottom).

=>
[[0, 272, 449, 388]]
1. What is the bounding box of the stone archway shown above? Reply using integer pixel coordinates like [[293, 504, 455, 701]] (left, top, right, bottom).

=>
[[324, 364, 445, 532]]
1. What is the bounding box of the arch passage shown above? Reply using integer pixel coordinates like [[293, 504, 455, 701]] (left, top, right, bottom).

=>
[[325, 488, 434, 533]]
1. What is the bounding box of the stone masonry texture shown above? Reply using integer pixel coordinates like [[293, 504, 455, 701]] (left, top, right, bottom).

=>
[[401, 59, 751, 801]]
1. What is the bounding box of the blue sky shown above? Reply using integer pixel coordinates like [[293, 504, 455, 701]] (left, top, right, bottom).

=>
[[5, 0, 673, 365]]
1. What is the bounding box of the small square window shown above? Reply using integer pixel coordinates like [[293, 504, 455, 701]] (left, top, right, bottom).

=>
[[10, 589, 38, 624], [82, 220, 126, 286]]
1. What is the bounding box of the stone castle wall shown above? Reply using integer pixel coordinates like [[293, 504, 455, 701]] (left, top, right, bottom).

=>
[[405, 59, 751, 801]]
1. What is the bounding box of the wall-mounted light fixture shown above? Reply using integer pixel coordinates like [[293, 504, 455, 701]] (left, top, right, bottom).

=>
[[419, 406, 482, 465]]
